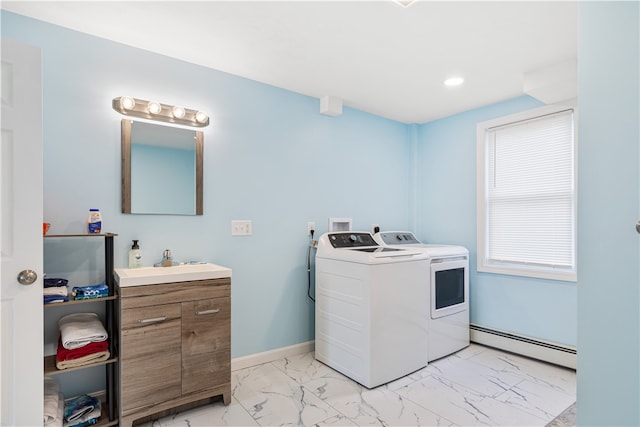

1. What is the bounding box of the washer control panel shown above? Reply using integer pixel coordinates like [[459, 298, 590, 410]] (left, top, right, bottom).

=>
[[329, 232, 377, 248], [377, 232, 421, 245]]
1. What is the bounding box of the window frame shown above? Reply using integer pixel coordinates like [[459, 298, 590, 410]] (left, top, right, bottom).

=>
[[476, 104, 578, 282]]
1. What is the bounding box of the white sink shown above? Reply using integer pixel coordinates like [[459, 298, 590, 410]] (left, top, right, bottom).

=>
[[115, 263, 232, 287]]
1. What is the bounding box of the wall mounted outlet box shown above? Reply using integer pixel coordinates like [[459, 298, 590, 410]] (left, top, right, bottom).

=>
[[329, 217, 352, 232], [231, 220, 252, 236]]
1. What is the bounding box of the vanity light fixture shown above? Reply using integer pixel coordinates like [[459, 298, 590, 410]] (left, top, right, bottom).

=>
[[112, 96, 210, 127]]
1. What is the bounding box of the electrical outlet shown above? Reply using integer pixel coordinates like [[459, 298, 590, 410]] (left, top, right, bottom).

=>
[[231, 220, 252, 236], [307, 221, 315, 235]]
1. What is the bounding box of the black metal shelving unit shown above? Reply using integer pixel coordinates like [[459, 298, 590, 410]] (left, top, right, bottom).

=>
[[43, 233, 119, 426]]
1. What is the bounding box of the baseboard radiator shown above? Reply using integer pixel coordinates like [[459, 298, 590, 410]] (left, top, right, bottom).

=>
[[469, 323, 576, 369]]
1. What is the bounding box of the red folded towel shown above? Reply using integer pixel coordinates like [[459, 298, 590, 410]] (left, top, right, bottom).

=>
[[56, 336, 108, 362]]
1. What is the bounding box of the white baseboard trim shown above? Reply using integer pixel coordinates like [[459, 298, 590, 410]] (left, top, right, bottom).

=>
[[231, 341, 315, 372]]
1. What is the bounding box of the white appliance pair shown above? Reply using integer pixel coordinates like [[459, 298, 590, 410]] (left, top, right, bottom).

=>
[[314, 231, 469, 388], [374, 231, 470, 362]]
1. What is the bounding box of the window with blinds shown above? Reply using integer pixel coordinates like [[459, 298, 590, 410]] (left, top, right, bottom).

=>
[[476, 106, 577, 281]]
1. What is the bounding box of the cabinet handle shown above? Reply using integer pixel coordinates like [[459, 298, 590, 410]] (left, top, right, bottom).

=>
[[195, 308, 220, 316], [137, 316, 167, 324]]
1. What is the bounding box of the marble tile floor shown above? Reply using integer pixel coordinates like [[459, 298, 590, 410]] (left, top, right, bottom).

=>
[[545, 402, 577, 427], [139, 344, 576, 427]]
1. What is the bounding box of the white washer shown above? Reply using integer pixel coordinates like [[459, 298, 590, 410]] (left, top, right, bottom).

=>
[[374, 231, 470, 362], [315, 231, 429, 388]]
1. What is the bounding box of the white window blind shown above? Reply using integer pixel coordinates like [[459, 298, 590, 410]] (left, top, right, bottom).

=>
[[477, 107, 576, 281]]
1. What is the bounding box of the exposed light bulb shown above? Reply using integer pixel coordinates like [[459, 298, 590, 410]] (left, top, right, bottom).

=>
[[195, 111, 209, 124], [172, 106, 186, 119], [120, 96, 135, 110], [147, 101, 162, 115], [444, 77, 464, 87]]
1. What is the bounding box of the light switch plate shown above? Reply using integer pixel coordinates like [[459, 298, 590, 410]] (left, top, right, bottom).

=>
[[232, 220, 252, 236]]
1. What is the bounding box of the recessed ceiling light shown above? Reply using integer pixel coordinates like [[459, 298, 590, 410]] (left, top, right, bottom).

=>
[[393, 0, 416, 8], [444, 77, 464, 87]]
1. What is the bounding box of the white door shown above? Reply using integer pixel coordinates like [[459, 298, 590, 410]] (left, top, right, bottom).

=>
[[0, 37, 43, 426]]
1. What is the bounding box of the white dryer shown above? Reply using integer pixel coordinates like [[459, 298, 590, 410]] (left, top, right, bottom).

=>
[[315, 231, 429, 388], [374, 231, 470, 362]]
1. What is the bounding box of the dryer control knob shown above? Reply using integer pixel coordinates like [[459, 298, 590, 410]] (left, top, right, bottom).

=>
[[396, 235, 403, 240], [349, 234, 357, 242]]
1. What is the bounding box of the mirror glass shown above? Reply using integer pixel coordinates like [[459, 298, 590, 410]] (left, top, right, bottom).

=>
[[122, 120, 203, 215]]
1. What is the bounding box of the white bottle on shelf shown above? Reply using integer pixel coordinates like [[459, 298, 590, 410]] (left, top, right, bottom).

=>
[[128, 240, 142, 268], [87, 208, 102, 234]]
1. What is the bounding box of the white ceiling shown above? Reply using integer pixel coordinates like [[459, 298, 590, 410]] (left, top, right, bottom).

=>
[[1, 1, 578, 124]]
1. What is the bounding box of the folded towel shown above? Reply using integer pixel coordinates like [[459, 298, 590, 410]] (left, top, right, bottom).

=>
[[44, 278, 68, 288], [44, 378, 61, 425], [72, 283, 109, 300], [58, 313, 108, 350], [73, 292, 108, 301], [56, 337, 109, 368], [56, 351, 110, 370], [44, 286, 69, 297], [44, 294, 69, 304], [56, 336, 108, 360], [44, 393, 59, 425], [44, 393, 64, 427], [63, 395, 100, 425]]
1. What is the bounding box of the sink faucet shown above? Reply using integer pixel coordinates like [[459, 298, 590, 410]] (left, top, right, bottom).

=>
[[162, 249, 173, 267]]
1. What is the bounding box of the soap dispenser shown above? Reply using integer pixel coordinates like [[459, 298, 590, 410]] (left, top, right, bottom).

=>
[[128, 240, 142, 268]]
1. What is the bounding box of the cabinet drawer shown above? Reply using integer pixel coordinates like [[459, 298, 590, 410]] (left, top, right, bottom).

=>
[[182, 297, 230, 356], [120, 278, 231, 309], [121, 302, 181, 330], [121, 303, 181, 411]]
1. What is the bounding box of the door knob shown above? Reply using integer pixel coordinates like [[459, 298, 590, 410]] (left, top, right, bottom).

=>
[[17, 269, 37, 285]]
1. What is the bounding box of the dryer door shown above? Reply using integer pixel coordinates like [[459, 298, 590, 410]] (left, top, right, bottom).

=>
[[430, 257, 469, 319]]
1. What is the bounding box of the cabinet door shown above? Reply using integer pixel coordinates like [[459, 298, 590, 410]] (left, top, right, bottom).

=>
[[121, 303, 182, 411], [181, 297, 230, 394]]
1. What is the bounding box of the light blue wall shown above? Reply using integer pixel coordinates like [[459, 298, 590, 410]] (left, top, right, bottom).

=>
[[415, 96, 578, 346], [1, 11, 412, 358], [577, 2, 639, 425]]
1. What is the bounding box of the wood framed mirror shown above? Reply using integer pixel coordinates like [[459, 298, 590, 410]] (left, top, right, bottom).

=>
[[121, 119, 203, 215]]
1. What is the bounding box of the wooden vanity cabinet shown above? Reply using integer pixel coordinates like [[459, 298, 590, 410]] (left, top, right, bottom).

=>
[[118, 278, 230, 427]]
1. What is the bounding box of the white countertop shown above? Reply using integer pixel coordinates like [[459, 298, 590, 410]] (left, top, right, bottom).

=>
[[115, 263, 232, 287]]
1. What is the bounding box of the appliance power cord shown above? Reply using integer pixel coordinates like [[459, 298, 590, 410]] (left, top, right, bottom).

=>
[[307, 229, 316, 302]]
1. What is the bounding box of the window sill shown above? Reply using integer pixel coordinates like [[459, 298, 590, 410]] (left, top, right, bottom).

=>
[[478, 263, 577, 282]]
